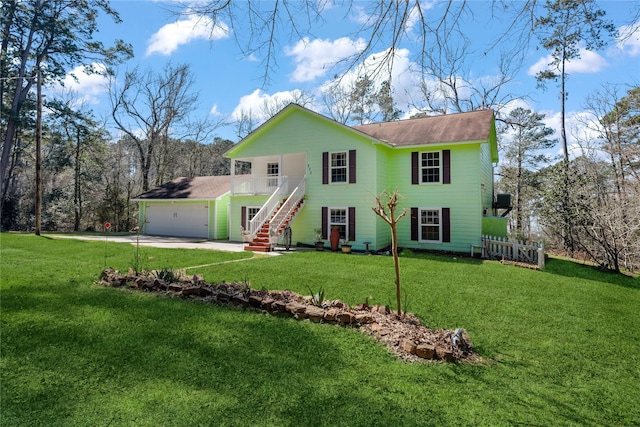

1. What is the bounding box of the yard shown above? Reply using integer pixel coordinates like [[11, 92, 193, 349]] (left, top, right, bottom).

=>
[[1, 233, 639, 426]]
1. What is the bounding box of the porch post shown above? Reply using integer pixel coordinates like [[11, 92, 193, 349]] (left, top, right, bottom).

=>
[[230, 160, 235, 195]]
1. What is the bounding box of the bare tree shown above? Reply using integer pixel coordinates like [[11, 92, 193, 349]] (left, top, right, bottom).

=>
[[109, 63, 198, 191], [182, 1, 543, 86], [260, 89, 314, 119], [322, 78, 356, 124], [372, 189, 407, 316]]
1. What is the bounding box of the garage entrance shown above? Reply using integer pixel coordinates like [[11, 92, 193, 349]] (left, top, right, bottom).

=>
[[144, 203, 209, 238]]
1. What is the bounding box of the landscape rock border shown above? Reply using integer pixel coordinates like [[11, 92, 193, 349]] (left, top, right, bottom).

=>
[[98, 269, 481, 363]]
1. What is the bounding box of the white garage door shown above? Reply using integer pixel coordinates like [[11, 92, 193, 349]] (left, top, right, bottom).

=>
[[145, 203, 209, 238]]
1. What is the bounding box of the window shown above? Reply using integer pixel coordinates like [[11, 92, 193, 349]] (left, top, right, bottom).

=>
[[330, 152, 347, 183], [323, 150, 356, 185], [246, 206, 261, 230], [421, 151, 440, 183], [420, 208, 441, 242], [329, 208, 347, 239], [412, 150, 450, 185], [267, 162, 279, 187], [322, 206, 356, 241]]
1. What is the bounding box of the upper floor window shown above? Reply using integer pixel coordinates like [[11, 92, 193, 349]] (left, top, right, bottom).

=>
[[412, 150, 450, 185], [330, 152, 347, 183], [267, 162, 279, 187], [323, 150, 356, 185], [421, 152, 440, 183]]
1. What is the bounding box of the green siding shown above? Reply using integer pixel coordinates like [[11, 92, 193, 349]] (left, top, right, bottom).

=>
[[229, 195, 270, 241], [482, 216, 508, 238], [480, 142, 494, 214], [212, 193, 230, 239], [228, 108, 381, 251], [390, 144, 483, 253], [226, 105, 499, 254]]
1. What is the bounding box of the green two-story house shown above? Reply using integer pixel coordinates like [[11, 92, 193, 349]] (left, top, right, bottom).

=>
[[224, 103, 506, 253]]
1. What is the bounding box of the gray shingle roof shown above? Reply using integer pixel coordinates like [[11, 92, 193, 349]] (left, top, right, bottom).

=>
[[134, 175, 241, 200], [353, 109, 494, 147]]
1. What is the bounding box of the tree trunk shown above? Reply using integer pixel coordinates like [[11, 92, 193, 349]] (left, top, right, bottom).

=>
[[74, 127, 82, 231], [35, 69, 42, 235]]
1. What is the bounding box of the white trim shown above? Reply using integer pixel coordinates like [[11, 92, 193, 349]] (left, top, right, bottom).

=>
[[329, 151, 348, 184], [418, 207, 442, 243], [327, 206, 349, 240], [418, 150, 442, 184], [246, 206, 261, 230]]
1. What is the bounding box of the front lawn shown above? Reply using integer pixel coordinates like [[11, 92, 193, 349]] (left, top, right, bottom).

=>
[[1, 233, 639, 426]]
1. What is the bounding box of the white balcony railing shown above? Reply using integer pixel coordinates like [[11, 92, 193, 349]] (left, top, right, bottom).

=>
[[231, 176, 287, 195]]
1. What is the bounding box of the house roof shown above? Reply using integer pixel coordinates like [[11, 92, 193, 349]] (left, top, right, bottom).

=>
[[133, 175, 244, 200], [352, 109, 495, 147]]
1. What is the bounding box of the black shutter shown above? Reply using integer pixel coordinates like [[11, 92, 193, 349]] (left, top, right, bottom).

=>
[[321, 207, 328, 239], [411, 152, 419, 185], [241, 206, 247, 230], [442, 208, 450, 242], [348, 207, 356, 241], [411, 207, 418, 241], [443, 150, 451, 184], [349, 150, 356, 184], [322, 152, 329, 185]]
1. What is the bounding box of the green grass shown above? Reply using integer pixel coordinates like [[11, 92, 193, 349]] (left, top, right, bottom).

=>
[[1, 233, 639, 426]]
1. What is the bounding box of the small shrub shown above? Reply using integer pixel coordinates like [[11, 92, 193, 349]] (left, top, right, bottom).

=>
[[153, 268, 185, 284], [307, 286, 325, 306]]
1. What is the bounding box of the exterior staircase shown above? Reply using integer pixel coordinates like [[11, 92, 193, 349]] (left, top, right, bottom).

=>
[[245, 198, 305, 252]]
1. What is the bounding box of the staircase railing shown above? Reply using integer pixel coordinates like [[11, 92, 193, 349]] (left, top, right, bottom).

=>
[[269, 176, 306, 238], [248, 176, 289, 240]]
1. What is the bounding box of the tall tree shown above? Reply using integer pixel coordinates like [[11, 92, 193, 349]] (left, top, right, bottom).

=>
[[534, 0, 616, 254], [47, 94, 106, 231], [110, 63, 199, 191], [0, 0, 132, 211], [349, 75, 376, 125], [534, 0, 617, 164], [500, 107, 556, 239], [376, 80, 402, 122]]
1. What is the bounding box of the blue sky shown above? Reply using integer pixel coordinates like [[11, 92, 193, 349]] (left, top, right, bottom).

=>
[[56, 0, 640, 154]]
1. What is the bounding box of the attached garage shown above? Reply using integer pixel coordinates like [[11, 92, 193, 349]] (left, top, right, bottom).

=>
[[133, 176, 241, 240], [144, 202, 209, 238]]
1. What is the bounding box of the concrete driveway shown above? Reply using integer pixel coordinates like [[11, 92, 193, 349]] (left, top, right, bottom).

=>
[[50, 234, 298, 255]]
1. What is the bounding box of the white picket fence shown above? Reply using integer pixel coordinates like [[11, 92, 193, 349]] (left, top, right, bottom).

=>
[[481, 235, 545, 269]]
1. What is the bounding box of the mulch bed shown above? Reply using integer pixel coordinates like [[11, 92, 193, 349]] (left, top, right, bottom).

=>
[[98, 268, 481, 363]]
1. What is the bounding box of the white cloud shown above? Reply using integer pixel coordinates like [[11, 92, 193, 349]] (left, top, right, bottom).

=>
[[615, 24, 640, 57], [50, 63, 109, 105], [231, 89, 309, 123], [527, 48, 608, 76], [285, 37, 366, 82], [209, 104, 222, 116], [539, 109, 608, 160], [320, 48, 413, 97], [146, 14, 229, 56]]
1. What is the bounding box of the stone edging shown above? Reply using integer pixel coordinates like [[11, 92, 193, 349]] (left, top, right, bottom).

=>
[[97, 269, 480, 363]]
